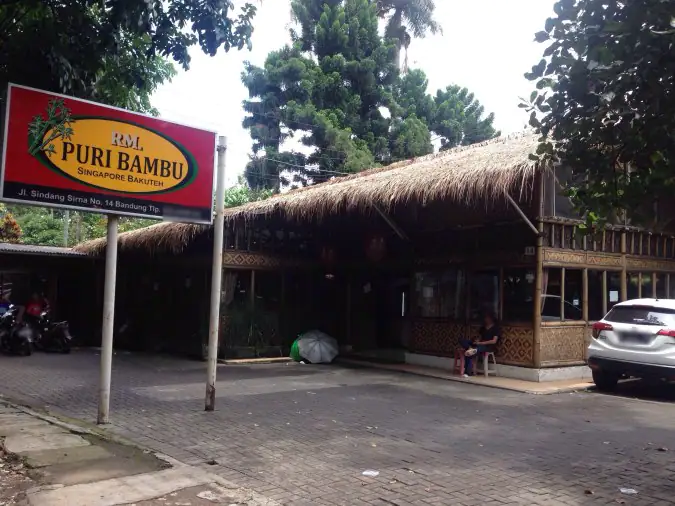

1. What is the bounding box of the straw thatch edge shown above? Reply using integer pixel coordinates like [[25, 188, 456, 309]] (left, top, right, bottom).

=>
[[221, 131, 542, 222], [73, 221, 206, 256], [75, 132, 545, 256]]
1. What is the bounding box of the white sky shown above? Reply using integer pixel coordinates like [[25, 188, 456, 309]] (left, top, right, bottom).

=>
[[152, 0, 556, 187]]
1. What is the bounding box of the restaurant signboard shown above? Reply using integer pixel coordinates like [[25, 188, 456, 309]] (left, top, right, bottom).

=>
[[1, 84, 216, 223]]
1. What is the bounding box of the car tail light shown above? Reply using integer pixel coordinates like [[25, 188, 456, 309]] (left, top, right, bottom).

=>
[[657, 329, 675, 338], [592, 322, 613, 338]]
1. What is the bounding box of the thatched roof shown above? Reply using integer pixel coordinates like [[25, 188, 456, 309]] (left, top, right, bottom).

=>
[[225, 132, 542, 221], [74, 132, 544, 256], [74, 222, 207, 256]]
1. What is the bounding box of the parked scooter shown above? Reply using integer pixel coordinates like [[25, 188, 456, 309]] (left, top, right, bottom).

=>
[[32, 310, 72, 353], [0, 306, 35, 356]]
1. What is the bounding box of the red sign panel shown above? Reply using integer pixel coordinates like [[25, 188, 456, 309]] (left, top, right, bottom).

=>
[[1, 84, 216, 223]]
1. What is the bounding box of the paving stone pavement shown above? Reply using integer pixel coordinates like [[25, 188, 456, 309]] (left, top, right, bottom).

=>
[[0, 350, 674, 505]]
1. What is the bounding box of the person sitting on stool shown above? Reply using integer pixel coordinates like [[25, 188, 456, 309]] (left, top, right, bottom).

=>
[[460, 312, 501, 377]]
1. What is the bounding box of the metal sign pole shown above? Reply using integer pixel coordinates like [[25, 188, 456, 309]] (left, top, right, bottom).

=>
[[97, 214, 119, 424], [205, 136, 227, 411]]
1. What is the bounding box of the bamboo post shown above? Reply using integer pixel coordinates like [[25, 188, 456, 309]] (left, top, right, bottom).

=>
[[582, 268, 588, 321], [250, 269, 256, 309], [572, 225, 577, 250], [602, 271, 608, 315], [248, 269, 256, 352], [621, 231, 628, 301], [532, 174, 544, 369], [667, 274, 671, 299], [560, 267, 566, 321]]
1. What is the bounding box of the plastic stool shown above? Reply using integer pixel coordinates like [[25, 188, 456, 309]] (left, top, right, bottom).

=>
[[477, 352, 497, 377]]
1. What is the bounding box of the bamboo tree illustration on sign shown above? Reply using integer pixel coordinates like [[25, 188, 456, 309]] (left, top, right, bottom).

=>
[[27, 99, 74, 158]]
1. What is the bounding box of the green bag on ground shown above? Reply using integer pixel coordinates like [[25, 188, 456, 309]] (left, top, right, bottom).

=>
[[290, 338, 302, 362]]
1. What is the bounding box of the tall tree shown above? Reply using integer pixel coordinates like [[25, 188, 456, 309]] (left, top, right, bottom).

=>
[[376, 0, 441, 70], [525, 0, 675, 229], [0, 0, 257, 103], [393, 70, 499, 150], [243, 0, 397, 188], [242, 0, 497, 191]]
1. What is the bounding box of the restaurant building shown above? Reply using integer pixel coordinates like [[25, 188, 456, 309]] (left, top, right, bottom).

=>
[[75, 133, 675, 381]]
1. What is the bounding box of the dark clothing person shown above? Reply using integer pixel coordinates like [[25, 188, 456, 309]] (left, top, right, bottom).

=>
[[476, 325, 501, 353], [461, 320, 501, 376]]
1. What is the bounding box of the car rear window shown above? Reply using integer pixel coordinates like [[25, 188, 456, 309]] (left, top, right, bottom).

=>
[[605, 305, 675, 326]]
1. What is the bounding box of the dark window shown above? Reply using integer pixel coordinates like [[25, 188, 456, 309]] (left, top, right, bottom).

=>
[[255, 271, 281, 312], [469, 270, 499, 321], [627, 273, 640, 300], [542, 268, 583, 321], [502, 268, 535, 322], [588, 270, 604, 321], [608, 272, 621, 310], [656, 273, 668, 299], [232, 271, 252, 308], [414, 269, 465, 319], [642, 273, 654, 298]]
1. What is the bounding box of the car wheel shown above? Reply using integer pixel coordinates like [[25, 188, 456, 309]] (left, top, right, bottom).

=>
[[592, 369, 618, 392]]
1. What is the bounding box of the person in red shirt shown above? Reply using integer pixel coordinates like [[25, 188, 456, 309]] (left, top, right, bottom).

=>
[[17, 290, 48, 324]]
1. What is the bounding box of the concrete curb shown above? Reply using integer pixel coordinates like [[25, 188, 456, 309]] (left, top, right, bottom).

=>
[[218, 357, 291, 365], [336, 358, 594, 395]]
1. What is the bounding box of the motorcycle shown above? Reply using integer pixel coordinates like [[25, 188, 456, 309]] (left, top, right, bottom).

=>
[[0, 306, 35, 356], [32, 310, 72, 353]]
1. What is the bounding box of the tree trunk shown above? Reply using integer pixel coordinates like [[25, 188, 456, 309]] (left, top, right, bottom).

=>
[[390, 9, 403, 69]]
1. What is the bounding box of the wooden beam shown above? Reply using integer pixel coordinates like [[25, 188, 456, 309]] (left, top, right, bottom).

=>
[[374, 204, 409, 241], [505, 194, 539, 236]]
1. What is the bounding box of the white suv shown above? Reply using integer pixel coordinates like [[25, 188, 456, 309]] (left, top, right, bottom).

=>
[[587, 298, 675, 391]]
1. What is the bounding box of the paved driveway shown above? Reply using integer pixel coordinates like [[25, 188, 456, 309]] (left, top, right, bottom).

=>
[[0, 351, 674, 505]]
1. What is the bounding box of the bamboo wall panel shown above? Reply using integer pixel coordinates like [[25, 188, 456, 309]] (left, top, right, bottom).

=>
[[409, 320, 534, 366], [540, 325, 587, 366], [222, 251, 311, 269], [543, 249, 627, 269], [409, 321, 464, 357], [625, 257, 675, 272]]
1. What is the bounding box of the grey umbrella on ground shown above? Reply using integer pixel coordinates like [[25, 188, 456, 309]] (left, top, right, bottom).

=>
[[295, 330, 339, 364]]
